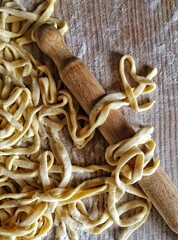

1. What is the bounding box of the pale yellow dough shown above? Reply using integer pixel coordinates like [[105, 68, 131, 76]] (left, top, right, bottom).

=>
[[0, 0, 159, 240]]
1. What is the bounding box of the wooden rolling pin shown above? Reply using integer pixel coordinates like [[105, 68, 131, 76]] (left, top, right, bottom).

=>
[[35, 24, 178, 233]]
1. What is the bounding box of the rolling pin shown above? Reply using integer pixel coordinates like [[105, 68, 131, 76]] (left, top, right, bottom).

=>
[[35, 24, 178, 233]]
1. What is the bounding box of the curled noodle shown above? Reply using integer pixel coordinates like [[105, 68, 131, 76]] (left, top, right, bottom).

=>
[[0, 1, 159, 240]]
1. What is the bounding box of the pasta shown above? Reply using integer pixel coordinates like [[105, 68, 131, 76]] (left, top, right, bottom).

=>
[[0, 1, 159, 240]]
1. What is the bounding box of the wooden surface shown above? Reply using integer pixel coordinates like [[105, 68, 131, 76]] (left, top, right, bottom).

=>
[[26, 0, 178, 239]]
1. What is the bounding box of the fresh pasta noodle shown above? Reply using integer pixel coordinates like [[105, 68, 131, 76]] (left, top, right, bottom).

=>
[[119, 55, 157, 111], [0, 0, 159, 240]]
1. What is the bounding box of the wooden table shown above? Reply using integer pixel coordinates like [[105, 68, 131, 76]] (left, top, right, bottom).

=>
[[27, 0, 178, 239]]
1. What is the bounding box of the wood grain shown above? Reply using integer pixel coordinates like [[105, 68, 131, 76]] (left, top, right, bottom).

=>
[[24, 0, 178, 239]]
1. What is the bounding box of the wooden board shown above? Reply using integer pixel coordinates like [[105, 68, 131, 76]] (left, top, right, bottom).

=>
[[23, 0, 178, 239]]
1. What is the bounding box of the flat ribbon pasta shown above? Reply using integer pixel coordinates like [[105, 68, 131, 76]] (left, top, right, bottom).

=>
[[0, 1, 159, 240]]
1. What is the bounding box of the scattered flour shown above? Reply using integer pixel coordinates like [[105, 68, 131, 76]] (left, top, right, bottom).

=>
[[76, 42, 86, 58], [171, 9, 178, 22], [149, 0, 160, 9]]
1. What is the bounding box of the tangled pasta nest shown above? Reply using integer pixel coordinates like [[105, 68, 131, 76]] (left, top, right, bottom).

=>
[[0, 0, 159, 239]]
